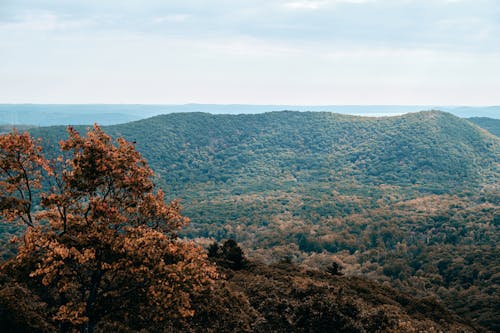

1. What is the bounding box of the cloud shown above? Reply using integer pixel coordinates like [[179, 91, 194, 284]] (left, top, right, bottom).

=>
[[152, 14, 190, 24], [284, 0, 374, 10], [1, 0, 499, 104], [0, 10, 96, 31], [285, 1, 327, 9], [2, 1, 498, 52]]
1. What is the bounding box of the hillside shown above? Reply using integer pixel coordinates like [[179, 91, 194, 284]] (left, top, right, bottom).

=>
[[174, 256, 477, 332], [14, 111, 500, 330], [0, 124, 34, 134], [0, 254, 476, 332], [29, 111, 498, 216], [468, 117, 500, 137], [105, 110, 497, 194], [0, 104, 145, 126]]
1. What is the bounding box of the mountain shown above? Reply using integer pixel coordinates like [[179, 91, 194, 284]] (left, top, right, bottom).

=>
[[1, 104, 499, 127], [468, 117, 500, 137], [30, 111, 498, 197], [0, 104, 145, 126], [0, 124, 33, 134], [445, 106, 500, 119], [107, 110, 498, 195], [13, 111, 500, 330]]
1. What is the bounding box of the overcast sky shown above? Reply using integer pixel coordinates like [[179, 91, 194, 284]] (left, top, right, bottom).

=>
[[0, 0, 499, 105]]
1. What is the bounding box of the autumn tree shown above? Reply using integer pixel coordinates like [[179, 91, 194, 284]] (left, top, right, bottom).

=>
[[0, 126, 217, 332], [0, 130, 48, 227]]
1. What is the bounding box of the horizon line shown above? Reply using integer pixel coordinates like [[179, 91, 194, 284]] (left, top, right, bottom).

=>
[[1, 103, 499, 107]]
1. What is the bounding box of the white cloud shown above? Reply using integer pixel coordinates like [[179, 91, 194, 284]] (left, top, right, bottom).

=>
[[152, 14, 190, 24], [0, 11, 96, 31], [284, 0, 374, 10], [1, 0, 499, 104], [285, 1, 327, 9]]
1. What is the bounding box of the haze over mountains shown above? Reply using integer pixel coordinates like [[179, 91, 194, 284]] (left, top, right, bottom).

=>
[[1, 104, 499, 127]]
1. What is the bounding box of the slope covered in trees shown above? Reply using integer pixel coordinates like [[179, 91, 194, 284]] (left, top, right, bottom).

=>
[[0, 126, 480, 332], [30, 111, 497, 195], [4, 110, 500, 330], [467, 117, 500, 137], [188, 248, 477, 332]]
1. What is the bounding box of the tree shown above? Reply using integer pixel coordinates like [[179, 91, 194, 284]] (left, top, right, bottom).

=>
[[0, 130, 48, 227], [207, 239, 247, 270], [0, 125, 217, 332], [326, 261, 344, 276]]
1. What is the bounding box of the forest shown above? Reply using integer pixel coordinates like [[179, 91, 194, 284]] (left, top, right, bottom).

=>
[[468, 117, 500, 137], [0, 111, 499, 332]]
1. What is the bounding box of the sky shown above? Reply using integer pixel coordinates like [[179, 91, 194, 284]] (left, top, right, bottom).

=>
[[0, 0, 499, 105]]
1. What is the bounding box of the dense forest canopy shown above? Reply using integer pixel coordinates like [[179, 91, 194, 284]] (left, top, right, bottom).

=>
[[30, 111, 498, 197], [467, 117, 500, 137], [1, 110, 498, 331]]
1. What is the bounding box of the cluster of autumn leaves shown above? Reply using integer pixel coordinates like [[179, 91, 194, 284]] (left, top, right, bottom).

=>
[[0, 125, 217, 332]]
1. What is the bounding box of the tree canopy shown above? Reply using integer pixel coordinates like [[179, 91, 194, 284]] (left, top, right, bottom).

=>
[[0, 125, 217, 332]]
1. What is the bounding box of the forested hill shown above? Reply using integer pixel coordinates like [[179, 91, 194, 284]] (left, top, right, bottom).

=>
[[31, 110, 499, 211], [467, 117, 500, 137], [116, 110, 498, 194]]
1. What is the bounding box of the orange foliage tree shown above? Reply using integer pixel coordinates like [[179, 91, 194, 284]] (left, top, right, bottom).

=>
[[0, 126, 217, 332]]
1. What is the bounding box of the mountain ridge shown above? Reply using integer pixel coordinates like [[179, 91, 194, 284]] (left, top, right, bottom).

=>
[[107, 110, 498, 192], [467, 117, 500, 137], [2, 104, 499, 127]]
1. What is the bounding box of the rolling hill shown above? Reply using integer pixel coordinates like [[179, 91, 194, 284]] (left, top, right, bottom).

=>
[[12, 110, 500, 330], [30, 110, 498, 215], [112, 111, 497, 192], [468, 117, 500, 137]]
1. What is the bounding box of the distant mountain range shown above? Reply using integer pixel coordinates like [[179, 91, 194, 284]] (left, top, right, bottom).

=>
[[1, 104, 499, 126]]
